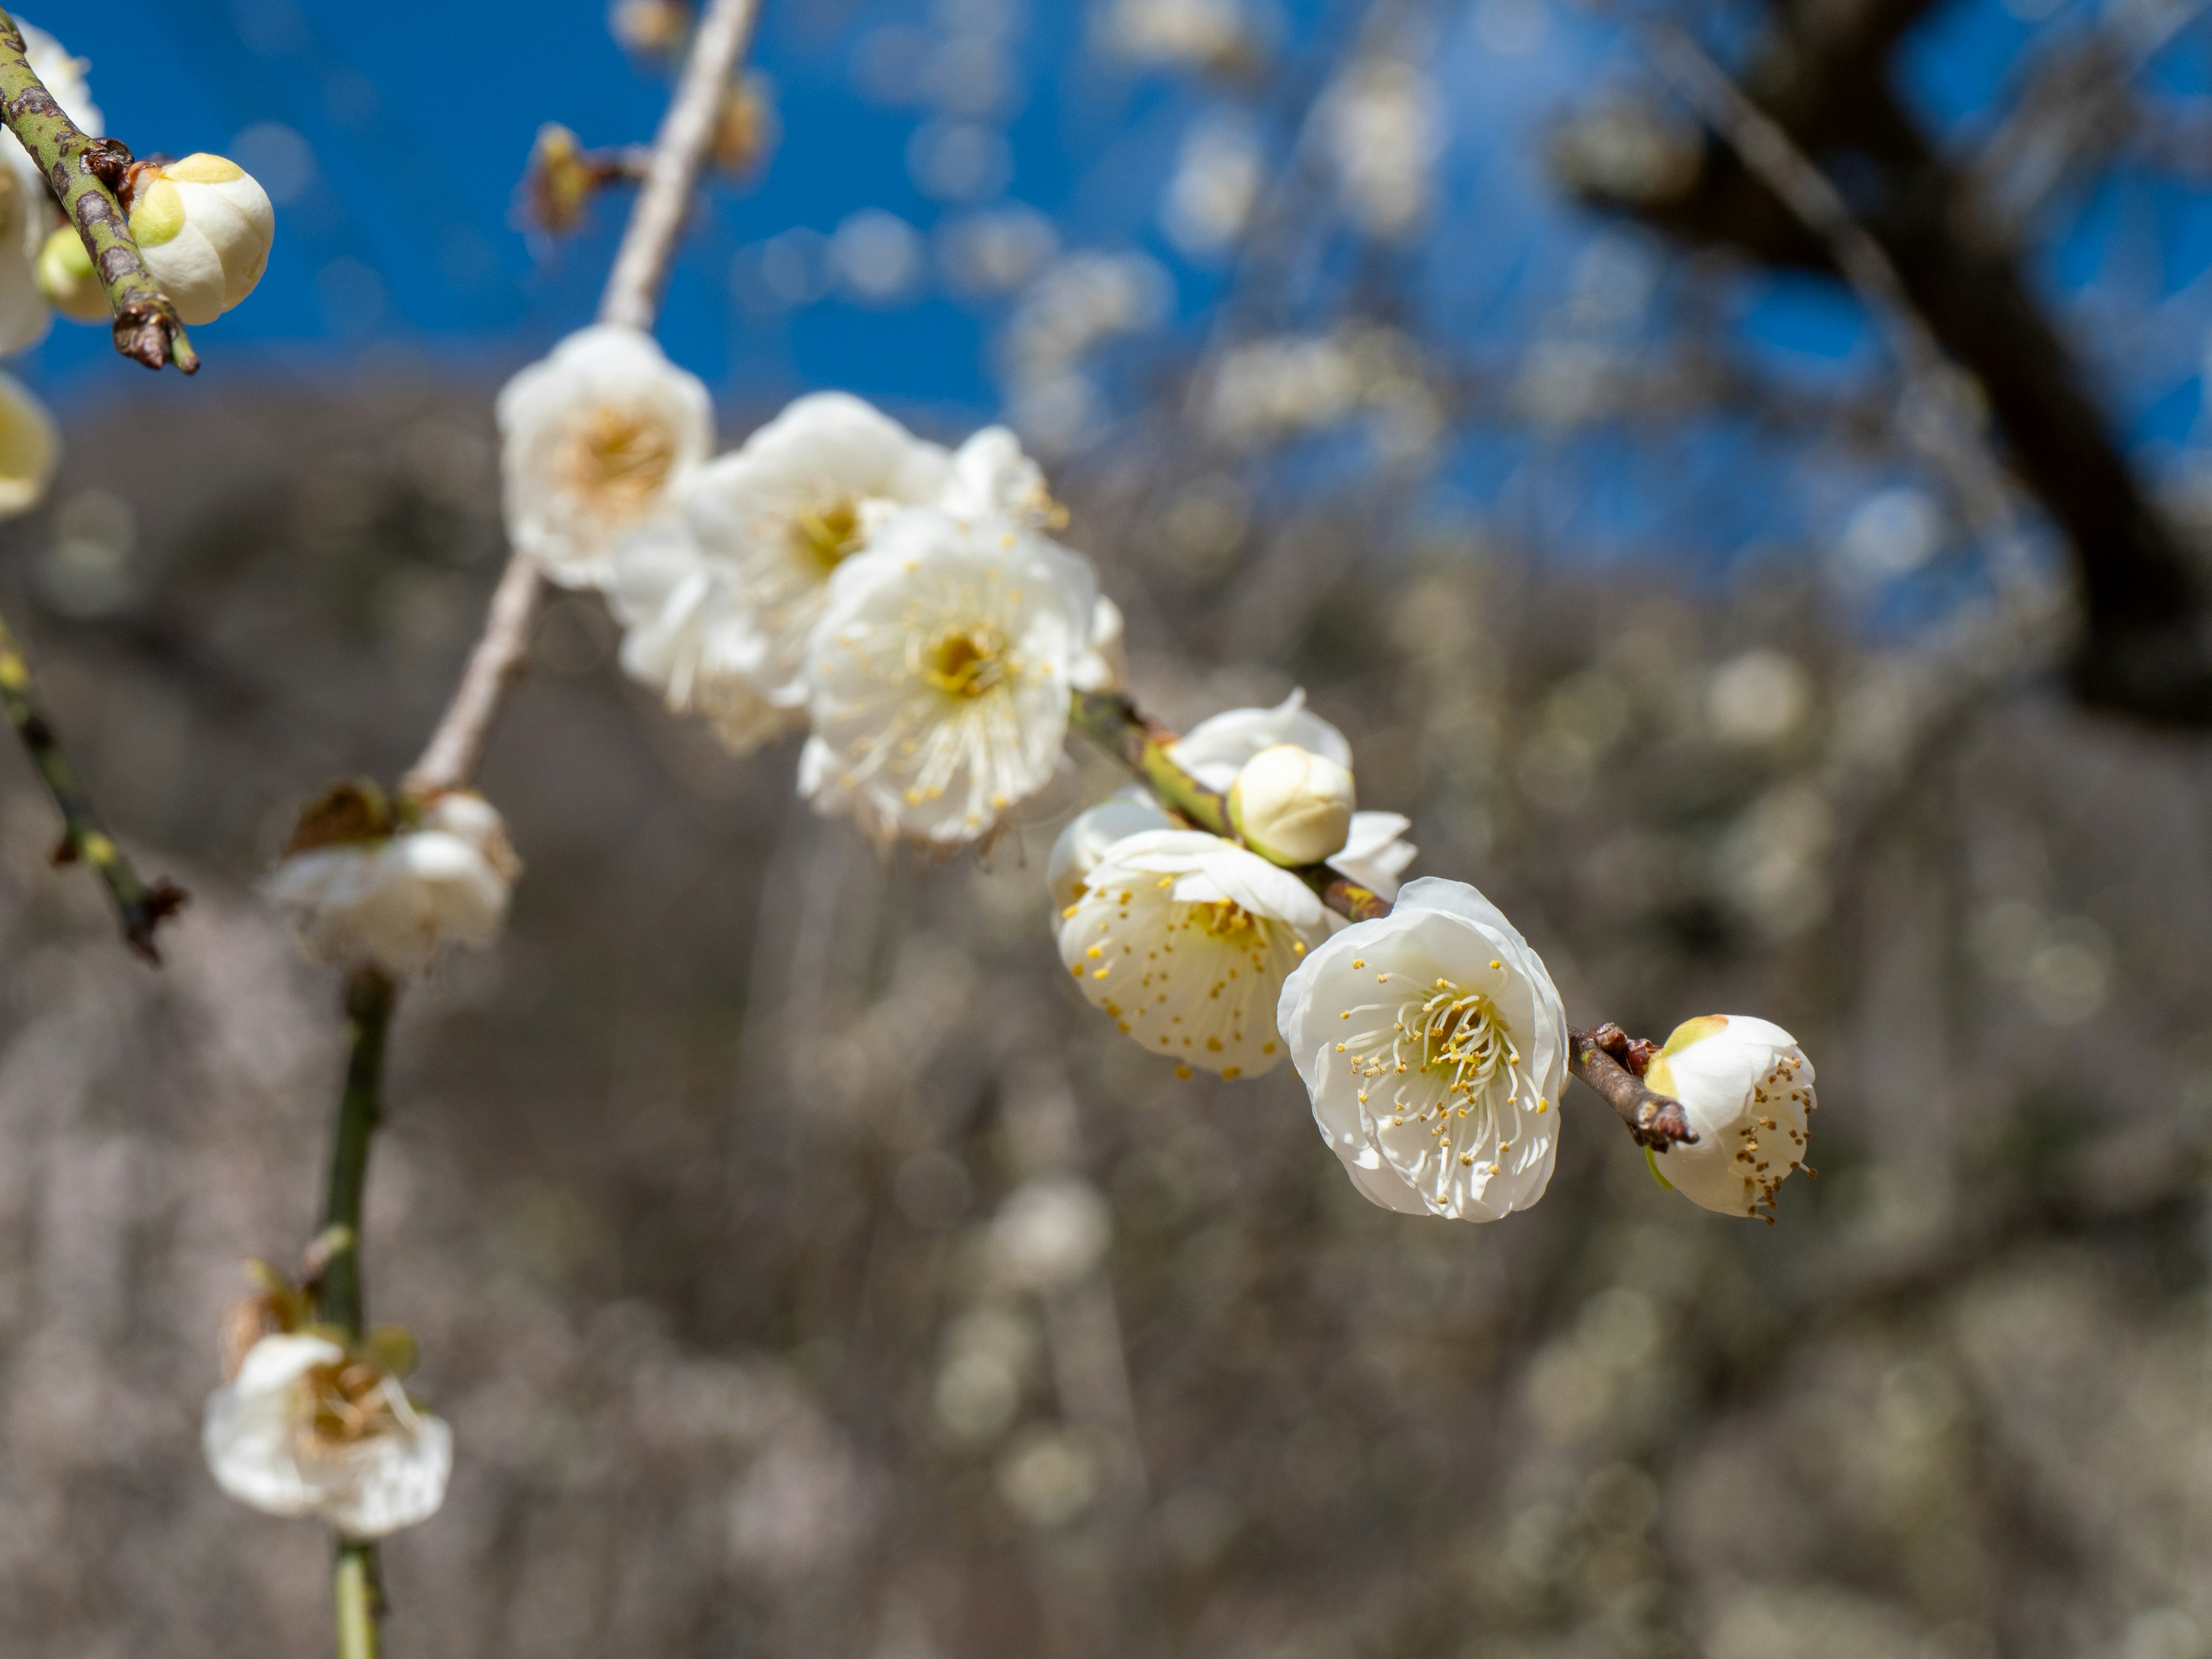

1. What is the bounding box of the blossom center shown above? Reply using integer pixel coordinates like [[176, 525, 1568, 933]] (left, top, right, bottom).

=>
[[563, 404, 674, 512], [1342, 977, 1528, 1173], [1194, 899, 1263, 943], [925, 626, 1011, 698], [795, 499, 865, 570], [302, 1360, 399, 1450]]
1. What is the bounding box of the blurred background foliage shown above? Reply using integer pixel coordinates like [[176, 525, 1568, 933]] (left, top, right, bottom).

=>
[[5, 0, 2212, 1655]]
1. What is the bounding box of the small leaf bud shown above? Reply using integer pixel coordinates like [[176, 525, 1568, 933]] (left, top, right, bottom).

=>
[[127, 153, 275, 325]]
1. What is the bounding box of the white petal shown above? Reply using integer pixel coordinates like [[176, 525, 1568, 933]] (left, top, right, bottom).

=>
[[202, 1334, 346, 1518], [1170, 690, 1352, 791], [316, 1408, 454, 1540]]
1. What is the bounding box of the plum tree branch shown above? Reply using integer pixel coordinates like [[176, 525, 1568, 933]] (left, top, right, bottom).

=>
[[403, 0, 763, 800], [0, 606, 185, 961], [0, 8, 196, 372]]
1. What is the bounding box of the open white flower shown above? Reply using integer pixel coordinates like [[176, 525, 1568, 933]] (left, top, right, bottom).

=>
[[0, 370, 57, 517], [0, 170, 54, 355], [266, 789, 520, 976], [676, 392, 951, 708], [204, 1333, 451, 1539], [1046, 789, 1173, 910], [1642, 1016, 1816, 1221], [1279, 877, 1567, 1221], [499, 323, 713, 588], [1060, 828, 1329, 1078], [804, 507, 1097, 846], [1172, 691, 1416, 897], [126, 153, 275, 326]]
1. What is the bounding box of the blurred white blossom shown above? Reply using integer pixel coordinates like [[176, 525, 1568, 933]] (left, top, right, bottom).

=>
[[834, 209, 926, 304], [1280, 877, 1566, 1221], [264, 790, 519, 977], [1321, 56, 1442, 240], [1206, 326, 1439, 454], [1097, 0, 1255, 73], [498, 323, 713, 588], [0, 369, 58, 517], [1707, 650, 1813, 747], [0, 21, 97, 206], [992, 1177, 1111, 1289], [1163, 116, 1263, 255], [938, 204, 1059, 296], [1642, 1016, 1816, 1221], [802, 505, 1097, 845], [1058, 827, 1329, 1077], [204, 1333, 451, 1539]]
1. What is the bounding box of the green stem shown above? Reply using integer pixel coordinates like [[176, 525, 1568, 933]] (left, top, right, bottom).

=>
[[1067, 690, 1389, 921], [0, 605, 185, 960], [0, 7, 196, 372], [316, 966, 395, 1659]]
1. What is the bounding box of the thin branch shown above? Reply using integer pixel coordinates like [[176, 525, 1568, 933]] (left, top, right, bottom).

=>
[[0, 8, 196, 372], [1605, 3, 2036, 600], [313, 965, 394, 1659], [402, 0, 763, 800], [0, 605, 185, 961], [1568, 1025, 1694, 1149]]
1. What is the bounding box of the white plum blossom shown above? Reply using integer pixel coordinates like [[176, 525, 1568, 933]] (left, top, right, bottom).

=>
[[265, 790, 520, 976], [942, 425, 1059, 531], [1279, 877, 1567, 1221], [204, 1333, 451, 1539], [34, 224, 106, 324], [1172, 691, 1416, 897], [992, 1178, 1112, 1290], [1229, 743, 1356, 866], [1642, 1016, 1817, 1221], [1046, 789, 1172, 910], [126, 153, 275, 326], [1059, 828, 1330, 1078], [803, 506, 1097, 846], [0, 370, 58, 517], [1321, 56, 1443, 241], [0, 164, 53, 355], [669, 392, 953, 710], [498, 323, 713, 588]]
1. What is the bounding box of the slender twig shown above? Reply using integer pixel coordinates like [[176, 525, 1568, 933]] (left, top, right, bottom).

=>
[[1567, 1025, 1693, 1148], [0, 9, 195, 372], [0, 606, 185, 961], [312, 965, 394, 1659], [1605, 3, 2037, 599], [403, 0, 763, 801]]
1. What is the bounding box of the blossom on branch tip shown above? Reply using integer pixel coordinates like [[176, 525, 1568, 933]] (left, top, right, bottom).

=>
[[204, 1332, 452, 1539], [1641, 1016, 1816, 1221], [1171, 691, 1415, 896], [803, 506, 1097, 846], [1058, 828, 1329, 1078], [499, 323, 712, 588], [0, 370, 57, 517], [126, 154, 275, 326], [1230, 743, 1355, 866], [264, 785, 520, 977], [666, 392, 950, 709], [1279, 877, 1567, 1221]]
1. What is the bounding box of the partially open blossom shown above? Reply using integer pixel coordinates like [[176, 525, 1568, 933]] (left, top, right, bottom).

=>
[[1074, 594, 1126, 694], [265, 786, 520, 976], [1642, 1016, 1816, 1221], [942, 426, 1062, 531], [34, 225, 106, 324], [804, 506, 1097, 846], [0, 22, 98, 206], [126, 153, 275, 326], [204, 1332, 451, 1539], [666, 392, 950, 710], [498, 323, 713, 588], [1059, 828, 1329, 1078], [1279, 877, 1567, 1221], [1230, 743, 1355, 865], [0, 370, 57, 517], [1171, 691, 1416, 897]]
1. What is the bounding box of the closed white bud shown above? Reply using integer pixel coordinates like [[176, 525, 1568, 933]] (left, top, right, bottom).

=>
[[1643, 1016, 1816, 1222], [127, 153, 275, 325], [35, 225, 107, 323], [1229, 743, 1354, 865]]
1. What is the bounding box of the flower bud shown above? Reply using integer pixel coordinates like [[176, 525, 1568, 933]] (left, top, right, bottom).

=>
[[1642, 1015, 1816, 1221], [1228, 743, 1355, 865], [35, 226, 107, 323], [127, 153, 274, 325]]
